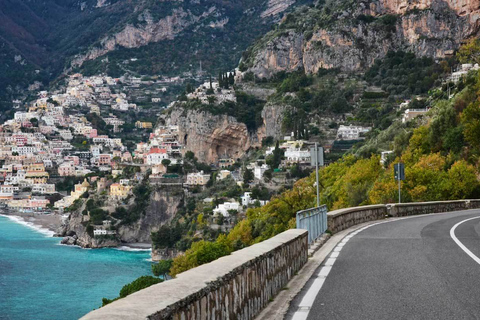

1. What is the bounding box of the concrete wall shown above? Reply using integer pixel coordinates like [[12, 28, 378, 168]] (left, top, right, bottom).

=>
[[327, 199, 480, 233], [81, 229, 308, 320]]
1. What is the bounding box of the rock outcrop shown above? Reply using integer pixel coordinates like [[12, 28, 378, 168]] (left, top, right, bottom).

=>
[[247, 0, 480, 78], [71, 7, 216, 68], [166, 107, 264, 163], [116, 188, 183, 243], [58, 187, 183, 248]]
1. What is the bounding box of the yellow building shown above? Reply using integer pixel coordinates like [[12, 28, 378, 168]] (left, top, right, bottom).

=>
[[28, 163, 46, 172], [71, 179, 90, 199], [25, 171, 49, 184], [54, 179, 90, 209], [135, 121, 153, 129], [110, 183, 132, 199]]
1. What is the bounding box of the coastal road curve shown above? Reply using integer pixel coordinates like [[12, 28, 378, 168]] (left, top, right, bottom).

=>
[[288, 210, 480, 320]]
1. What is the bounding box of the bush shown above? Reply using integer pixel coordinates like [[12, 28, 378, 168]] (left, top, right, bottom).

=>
[[102, 276, 162, 306]]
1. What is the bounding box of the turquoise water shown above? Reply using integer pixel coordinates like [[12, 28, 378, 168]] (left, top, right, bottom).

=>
[[0, 215, 152, 320]]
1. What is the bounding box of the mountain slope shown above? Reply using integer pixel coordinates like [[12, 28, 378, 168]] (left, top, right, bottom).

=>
[[0, 0, 311, 110], [242, 0, 480, 78]]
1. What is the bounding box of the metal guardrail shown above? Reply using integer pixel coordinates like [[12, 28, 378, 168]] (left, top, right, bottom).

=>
[[296, 205, 328, 244]]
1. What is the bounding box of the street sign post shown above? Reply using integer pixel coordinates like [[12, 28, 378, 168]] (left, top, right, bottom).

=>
[[310, 144, 324, 207], [394, 163, 405, 203]]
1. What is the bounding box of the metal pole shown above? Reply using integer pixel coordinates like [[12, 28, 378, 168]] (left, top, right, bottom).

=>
[[315, 143, 320, 208], [398, 178, 401, 204]]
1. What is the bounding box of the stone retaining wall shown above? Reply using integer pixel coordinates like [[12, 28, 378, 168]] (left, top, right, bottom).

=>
[[81, 229, 308, 320], [327, 204, 387, 233], [327, 199, 480, 234]]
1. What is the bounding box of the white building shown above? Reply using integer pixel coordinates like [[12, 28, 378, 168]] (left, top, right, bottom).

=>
[[402, 109, 429, 123], [336, 125, 371, 140], [449, 63, 480, 83], [213, 201, 240, 217], [380, 151, 394, 165], [241, 192, 269, 207], [254, 164, 269, 180], [284, 149, 311, 164], [186, 171, 211, 186]]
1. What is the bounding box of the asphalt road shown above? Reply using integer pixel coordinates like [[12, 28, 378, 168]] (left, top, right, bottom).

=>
[[288, 210, 480, 320]]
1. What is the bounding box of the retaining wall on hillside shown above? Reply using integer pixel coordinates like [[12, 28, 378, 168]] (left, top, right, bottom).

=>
[[82, 199, 480, 320], [328, 199, 480, 233], [81, 229, 308, 320]]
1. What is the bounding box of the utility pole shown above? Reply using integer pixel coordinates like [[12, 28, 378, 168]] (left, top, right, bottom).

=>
[[394, 163, 405, 204], [398, 176, 401, 204], [315, 143, 320, 207], [311, 144, 324, 208]]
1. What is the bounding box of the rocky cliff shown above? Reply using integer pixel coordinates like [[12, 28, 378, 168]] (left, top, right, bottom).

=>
[[71, 7, 217, 68], [245, 0, 480, 78], [58, 187, 183, 248], [166, 107, 265, 163], [69, 0, 308, 74]]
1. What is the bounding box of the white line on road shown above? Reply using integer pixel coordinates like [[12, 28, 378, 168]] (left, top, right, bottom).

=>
[[291, 221, 385, 320], [450, 216, 480, 265]]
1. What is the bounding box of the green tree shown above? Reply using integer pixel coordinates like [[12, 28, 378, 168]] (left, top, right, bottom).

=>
[[151, 259, 173, 278], [461, 101, 480, 151], [243, 168, 254, 184], [102, 276, 162, 306], [457, 39, 480, 64]]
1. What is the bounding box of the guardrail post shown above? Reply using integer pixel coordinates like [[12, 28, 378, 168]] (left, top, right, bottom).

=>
[[296, 205, 328, 245]]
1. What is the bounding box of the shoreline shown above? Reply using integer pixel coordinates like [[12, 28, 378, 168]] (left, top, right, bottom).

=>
[[1, 210, 153, 252], [0, 211, 61, 237]]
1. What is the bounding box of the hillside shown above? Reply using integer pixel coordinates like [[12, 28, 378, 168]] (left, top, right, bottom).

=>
[[241, 0, 480, 78], [0, 0, 311, 111], [170, 42, 480, 276]]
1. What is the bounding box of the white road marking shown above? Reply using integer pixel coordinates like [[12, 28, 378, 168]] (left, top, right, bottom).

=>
[[325, 258, 336, 266], [291, 221, 386, 320], [450, 216, 480, 265]]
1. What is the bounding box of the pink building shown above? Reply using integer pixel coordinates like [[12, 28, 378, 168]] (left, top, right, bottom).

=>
[[89, 129, 98, 139], [98, 154, 111, 166], [58, 162, 75, 176], [64, 156, 80, 166]]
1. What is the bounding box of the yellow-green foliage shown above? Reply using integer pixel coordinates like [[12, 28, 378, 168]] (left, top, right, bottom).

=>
[[170, 69, 480, 277]]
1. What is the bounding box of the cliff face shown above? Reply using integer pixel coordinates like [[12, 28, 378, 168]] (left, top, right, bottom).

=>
[[247, 0, 480, 78], [69, 0, 305, 71], [116, 188, 183, 243], [261, 102, 289, 140], [167, 107, 264, 163], [71, 7, 216, 68], [58, 188, 183, 248]]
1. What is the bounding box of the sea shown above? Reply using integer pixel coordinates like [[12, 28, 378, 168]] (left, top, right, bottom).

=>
[[0, 214, 152, 320]]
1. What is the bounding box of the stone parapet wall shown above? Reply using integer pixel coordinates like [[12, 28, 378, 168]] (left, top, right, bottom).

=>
[[328, 200, 480, 233], [81, 229, 308, 320], [327, 204, 387, 233], [388, 200, 466, 217]]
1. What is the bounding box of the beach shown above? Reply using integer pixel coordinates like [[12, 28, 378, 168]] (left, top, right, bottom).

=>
[[0, 210, 62, 237]]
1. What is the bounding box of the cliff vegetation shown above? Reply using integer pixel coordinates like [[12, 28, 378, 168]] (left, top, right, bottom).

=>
[[169, 43, 480, 276]]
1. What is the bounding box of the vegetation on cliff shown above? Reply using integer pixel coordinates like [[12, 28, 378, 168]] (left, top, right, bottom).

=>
[[102, 276, 162, 307], [169, 51, 480, 276]]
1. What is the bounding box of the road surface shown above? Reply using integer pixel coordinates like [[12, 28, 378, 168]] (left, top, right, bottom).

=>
[[288, 210, 480, 320]]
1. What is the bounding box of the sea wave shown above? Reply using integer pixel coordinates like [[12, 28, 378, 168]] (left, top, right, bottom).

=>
[[0, 214, 55, 237], [115, 246, 152, 252]]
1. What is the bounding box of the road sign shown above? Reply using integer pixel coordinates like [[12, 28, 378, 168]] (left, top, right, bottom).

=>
[[310, 146, 324, 167], [394, 163, 405, 181]]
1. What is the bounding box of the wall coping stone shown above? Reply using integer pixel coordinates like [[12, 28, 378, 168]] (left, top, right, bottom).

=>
[[327, 204, 387, 218], [81, 229, 307, 320]]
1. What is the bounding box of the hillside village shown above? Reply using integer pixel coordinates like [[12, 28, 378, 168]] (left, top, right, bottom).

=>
[[0, 59, 474, 247]]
